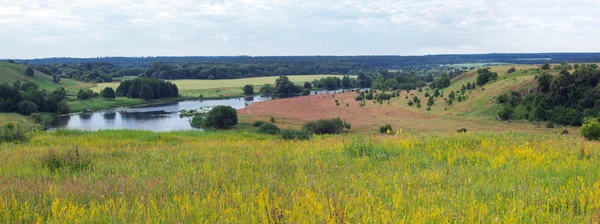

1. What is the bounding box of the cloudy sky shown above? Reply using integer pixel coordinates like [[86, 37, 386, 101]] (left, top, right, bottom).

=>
[[1, 0, 599, 59]]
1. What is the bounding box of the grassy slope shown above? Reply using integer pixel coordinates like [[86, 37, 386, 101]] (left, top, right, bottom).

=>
[[1, 130, 599, 222], [0, 62, 92, 95], [92, 75, 353, 97]]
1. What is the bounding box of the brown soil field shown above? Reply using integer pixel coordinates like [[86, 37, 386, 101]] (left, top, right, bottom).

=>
[[238, 91, 572, 134]]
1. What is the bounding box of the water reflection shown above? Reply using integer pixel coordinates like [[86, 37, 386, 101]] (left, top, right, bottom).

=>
[[50, 96, 272, 132], [50, 89, 365, 132]]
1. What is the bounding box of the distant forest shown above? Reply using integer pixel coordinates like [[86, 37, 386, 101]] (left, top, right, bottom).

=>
[[9, 53, 600, 82]]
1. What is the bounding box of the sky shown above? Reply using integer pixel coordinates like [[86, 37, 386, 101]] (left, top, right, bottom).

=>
[[1, 0, 600, 59]]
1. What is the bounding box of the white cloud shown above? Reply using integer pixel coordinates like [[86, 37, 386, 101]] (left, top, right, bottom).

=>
[[0, 0, 599, 58]]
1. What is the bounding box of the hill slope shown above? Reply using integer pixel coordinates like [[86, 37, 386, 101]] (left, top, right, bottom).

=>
[[0, 62, 92, 94], [240, 64, 575, 134]]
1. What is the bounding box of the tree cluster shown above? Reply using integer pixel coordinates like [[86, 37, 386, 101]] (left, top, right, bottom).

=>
[[116, 78, 179, 100], [0, 82, 69, 115], [498, 67, 600, 125]]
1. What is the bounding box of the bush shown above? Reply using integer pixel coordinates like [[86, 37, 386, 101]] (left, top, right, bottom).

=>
[[41, 147, 92, 171], [190, 115, 205, 128], [0, 123, 30, 143], [561, 129, 569, 135], [379, 124, 393, 134], [581, 117, 600, 141], [302, 118, 348, 135], [17, 100, 38, 115], [205, 106, 238, 129], [258, 123, 280, 135], [252, 120, 266, 127], [457, 128, 467, 133], [280, 129, 312, 140], [30, 113, 54, 130], [546, 121, 555, 129]]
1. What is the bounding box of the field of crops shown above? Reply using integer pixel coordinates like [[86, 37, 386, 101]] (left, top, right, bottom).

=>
[[92, 75, 352, 97], [1, 130, 599, 223]]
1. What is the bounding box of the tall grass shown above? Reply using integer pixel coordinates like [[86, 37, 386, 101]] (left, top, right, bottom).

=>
[[0, 130, 599, 222]]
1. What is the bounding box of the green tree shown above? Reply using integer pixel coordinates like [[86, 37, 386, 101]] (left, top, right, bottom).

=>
[[342, 75, 352, 89], [100, 87, 116, 99], [274, 76, 300, 97], [25, 67, 34, 77], [303, 82, 312, 89], [427, 96, 435, 107], [537, 72, 553, 93], [57, 100, 70, 114], [139, 84, 154, 100], [205, 105, 238, 129], [243, 84, 254, 95], [17, 100, 38, 115], [259, 84, 275, 96]]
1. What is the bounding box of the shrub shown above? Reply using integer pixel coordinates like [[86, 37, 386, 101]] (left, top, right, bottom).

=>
[[270, 117, 276, 123], [41, 147, 92, 171], [204, 106, 238, 129], [280, 129, 312, 140], [302, 118, 347, 135], [190, 115, 205, 128], [31, 113, 54, 130], [546, 121, 555, 129], [0, 123, 30, 143], [580, 117, 600, 141], [258, 123, 280, 135], [380, 124, 393, 134], [561, 129, 569, 135], [252, 120, 266, 127], [457, 128, 467, 133]]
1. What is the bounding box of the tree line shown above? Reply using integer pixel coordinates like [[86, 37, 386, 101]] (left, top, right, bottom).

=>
[[0, 81, 69, 115], [116, 78, 179, 100]]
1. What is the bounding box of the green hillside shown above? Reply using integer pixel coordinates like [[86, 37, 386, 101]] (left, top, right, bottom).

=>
[[0, 62, 92, 95]]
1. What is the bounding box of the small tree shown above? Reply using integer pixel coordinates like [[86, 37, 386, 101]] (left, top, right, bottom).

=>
[[139, 84, 154, 100], [581, 117, 600, 141], [243, 84, 254, 95], [25, 67, 35, 77], [100, 87, 116, 99], [205, 105, 238, 129], [57, 100, 70, 114]]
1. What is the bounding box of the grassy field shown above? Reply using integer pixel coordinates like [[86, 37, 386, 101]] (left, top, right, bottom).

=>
[[0, 62, 92, 95], [0, 130, 599, 222], [92, 75, 352, 97]]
